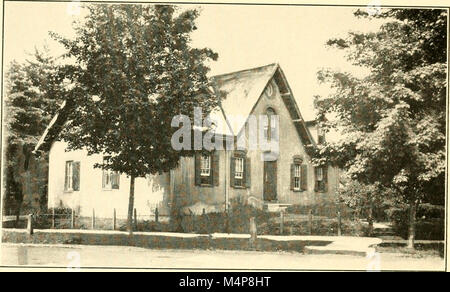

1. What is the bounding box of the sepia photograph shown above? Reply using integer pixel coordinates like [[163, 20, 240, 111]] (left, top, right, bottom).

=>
[[0, 0, 448, 273]]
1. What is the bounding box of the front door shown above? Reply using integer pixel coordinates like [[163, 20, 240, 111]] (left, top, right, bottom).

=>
[[263, 160, 277, 201]]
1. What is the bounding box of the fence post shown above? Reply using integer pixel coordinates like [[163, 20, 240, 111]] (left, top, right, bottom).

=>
[[92, 209, 95, 230], [71, 208, 75, 229], [52, 208, 55, 229], [191, 210, 195, 232], [27, 214, 33, 235], [280, 210, 284, 235], [113, 208, 116, 231], [337, 211, 342, 236], [155, 207, 159, 223], [308, 209, 313, 235], [249, 217, 257, 249], [134, 208, 137, 230]]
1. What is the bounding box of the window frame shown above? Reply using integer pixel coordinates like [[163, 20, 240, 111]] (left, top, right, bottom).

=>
[[317, 127, 325, 144], [234, 157, 245, 187], [293, 164, 301, 191], [235, 157, 244, 179], [65, 160, 74, 192], [200, 155, 211, 177], [316, 167, 323, 181], [265, 108, 276, 142], [102, 156, 119, 190], [102, 168, 113, 190]]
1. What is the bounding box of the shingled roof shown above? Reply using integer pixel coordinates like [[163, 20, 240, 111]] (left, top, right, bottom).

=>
[[211, 63, 278, 135], [214, 63, 315, 148], [34, 63, 315, 152]]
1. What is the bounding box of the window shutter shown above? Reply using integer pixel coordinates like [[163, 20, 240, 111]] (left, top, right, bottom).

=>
[[300, 165, 308, 191], [314, 167, 319, 192], [322, 166, 328, 192], [64, 163, 69, 190], [73, 162, 80, 191], [194, 153, 201, 186], [230, 157, 236, 188], [212, 152, 220, 186], [112, 172, 120, 189], [245, 157, 251, 188], [290, 164, 295, 190], [102, 170, 106, 189]]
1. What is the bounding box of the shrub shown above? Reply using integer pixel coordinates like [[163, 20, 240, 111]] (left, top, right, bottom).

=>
[[386, 204, 444, 240], [258, 218, 369, 236], [179, 198, 274, 234], [118, 220, 172, 232], [34, 208, 73, 229], [285, 201, 341, 218]]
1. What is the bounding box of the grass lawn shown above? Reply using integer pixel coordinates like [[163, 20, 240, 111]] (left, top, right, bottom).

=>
[[376, 241, 444, 259], [1, 229, 331, 253]]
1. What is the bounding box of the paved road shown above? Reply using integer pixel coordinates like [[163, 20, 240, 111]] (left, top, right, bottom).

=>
[[0, 243, 444, 271]]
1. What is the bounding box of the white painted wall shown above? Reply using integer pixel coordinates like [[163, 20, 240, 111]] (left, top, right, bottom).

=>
[[48, 141, 169, 218]]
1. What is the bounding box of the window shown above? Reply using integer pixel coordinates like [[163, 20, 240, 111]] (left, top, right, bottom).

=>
[[317, 127, 325, 144], [234, 157, 244, 187], [102, 157, 119, 190], [231, 152, 250, 189], [314, 166, 327, 192], [65, 161, 73, 191], [263, 125, 269, 140], [200, 155, 211, 177], [195, 152, 219, 187], [293, 164, 301, 191], [65, 161, 80, 192], [316, 167, 323, 181], [264, 108, 277, 142], [103, 169, 112, 190], [291, 157, 306, 192]]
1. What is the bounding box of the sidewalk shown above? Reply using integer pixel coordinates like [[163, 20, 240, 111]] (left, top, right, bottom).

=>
[[2, 228, 382, 256]]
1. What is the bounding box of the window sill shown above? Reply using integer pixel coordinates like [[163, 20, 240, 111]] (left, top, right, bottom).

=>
[[199, 184, 214, 188], [232, 186, 247, 189]]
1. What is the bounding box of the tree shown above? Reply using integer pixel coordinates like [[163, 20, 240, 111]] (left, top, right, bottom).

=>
[[313, 9, 446, 248], [337, 174, 396, 235], [51, 4, 220, 234], [3, 48, 64, 223]]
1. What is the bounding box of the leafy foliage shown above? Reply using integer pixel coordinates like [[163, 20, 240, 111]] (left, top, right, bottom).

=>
[[49, 4, 220, 231], [386, 204, 444, 240], [3, 48, 65, 217], [313, 9, 446, 245], [52, 4, 220, 177], [314, 9, 446, 203]]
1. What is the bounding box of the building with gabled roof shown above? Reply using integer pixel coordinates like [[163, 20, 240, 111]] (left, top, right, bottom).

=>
[[35, 63, 339, 219]]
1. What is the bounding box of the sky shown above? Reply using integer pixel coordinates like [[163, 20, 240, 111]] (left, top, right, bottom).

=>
[[3, 1, 386, 120]]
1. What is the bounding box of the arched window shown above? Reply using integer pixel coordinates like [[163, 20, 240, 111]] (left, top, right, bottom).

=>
[[264, 108, 277, 141]]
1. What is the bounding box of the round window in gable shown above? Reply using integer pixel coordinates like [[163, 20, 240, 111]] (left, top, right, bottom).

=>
[[265, 83, 274, 99]]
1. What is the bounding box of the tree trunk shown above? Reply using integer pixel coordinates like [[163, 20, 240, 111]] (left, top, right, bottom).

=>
[[367, 204, 374, 237], [126, 175, 136, 235], [15, 201, 22, 228], [407, 200, 416, 249]]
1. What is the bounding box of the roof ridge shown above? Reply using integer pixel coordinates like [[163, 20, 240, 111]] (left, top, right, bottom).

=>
[[211, 62, 278, 79]]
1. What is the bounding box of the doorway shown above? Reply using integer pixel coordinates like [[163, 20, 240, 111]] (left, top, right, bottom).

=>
[[263, 160, 277, 201]]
